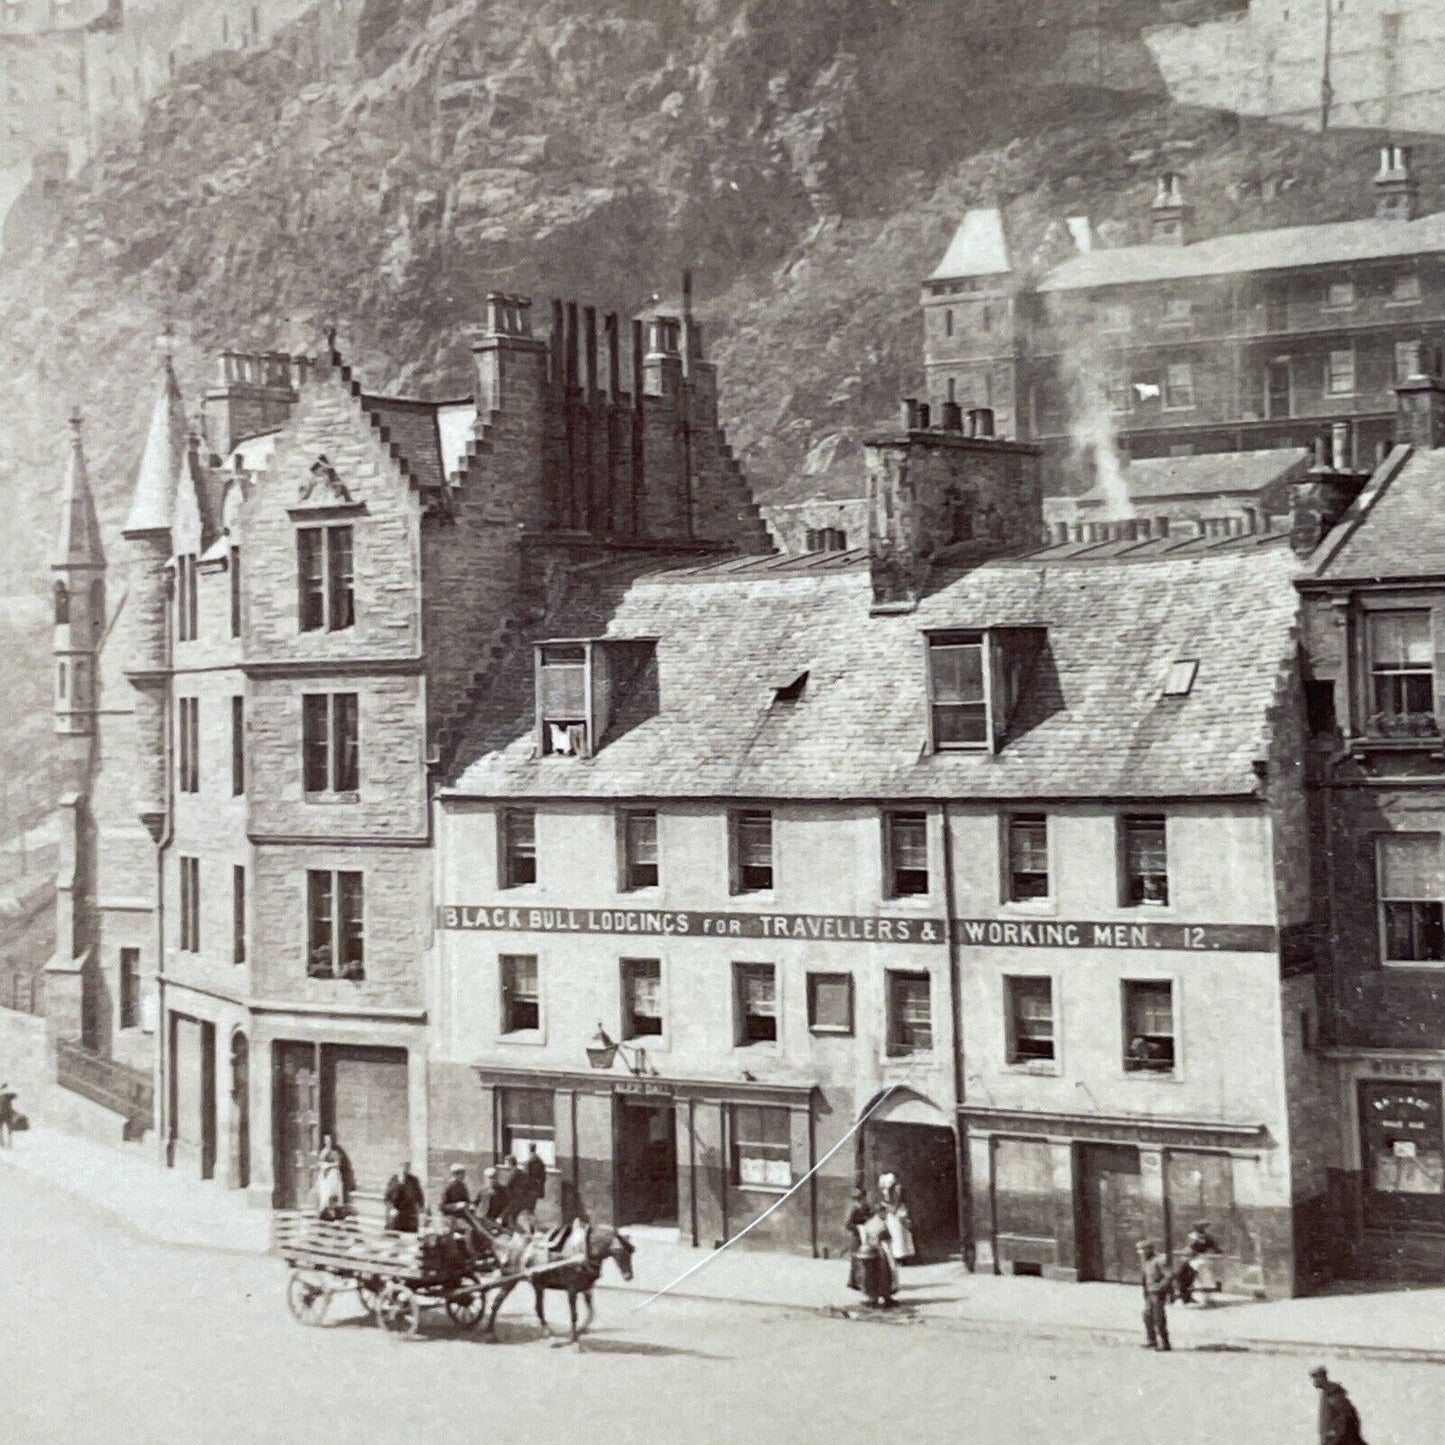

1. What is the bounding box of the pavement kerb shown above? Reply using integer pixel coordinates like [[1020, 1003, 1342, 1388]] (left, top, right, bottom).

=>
[[594, 1278, 1445, 1365], [11, 1150, 1445, 1367]]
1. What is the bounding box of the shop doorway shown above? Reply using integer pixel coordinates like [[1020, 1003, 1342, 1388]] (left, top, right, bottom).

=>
[[271, 1041, 409, 1209], [230, 1032, 250, 1191], [860, 1089, 961, 1262], [168, 1012, 216, 1180], [1078, 1143, 1144, 1283], [615, 1097, 678, 1227]]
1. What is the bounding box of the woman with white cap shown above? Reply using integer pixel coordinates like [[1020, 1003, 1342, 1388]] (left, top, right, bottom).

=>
[[878, 1171, 916, 1264]]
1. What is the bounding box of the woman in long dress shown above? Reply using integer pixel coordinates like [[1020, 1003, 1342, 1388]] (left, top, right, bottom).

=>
[[856, 1204, 898, 1307], [878, 1172, 916, 1264], [315, 1134, 346, 1220], [844, 1187, 872, 1293]]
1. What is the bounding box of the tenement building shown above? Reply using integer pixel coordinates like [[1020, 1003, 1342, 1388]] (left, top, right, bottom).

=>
[[1298, 359, 1445, 1282], [924, 148, 1445, 490], [432, 398, 1333, 1294], [49, 292, 769, 1205]]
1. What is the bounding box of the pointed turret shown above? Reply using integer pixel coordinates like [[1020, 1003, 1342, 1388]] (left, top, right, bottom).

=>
[[123, 337, 187, 838], [124, 347, 187, 537], [52, 409, 104, 738]]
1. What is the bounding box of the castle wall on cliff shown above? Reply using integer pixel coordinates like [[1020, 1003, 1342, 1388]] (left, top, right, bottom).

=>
[[1148, 0, 1445, 136]]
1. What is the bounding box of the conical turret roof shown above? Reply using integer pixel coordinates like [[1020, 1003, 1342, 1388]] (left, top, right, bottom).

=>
[[123, 354, 187, 535], [53, 409, 103, 571]]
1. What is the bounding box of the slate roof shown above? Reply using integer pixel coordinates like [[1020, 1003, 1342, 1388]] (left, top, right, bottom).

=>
[[1308, 444, 1445, 581], [449, 541, 1300, 803], [1068, 449, 1309, 507], [1038, 212, 1445, 293], [929, 208, 1011, 281]]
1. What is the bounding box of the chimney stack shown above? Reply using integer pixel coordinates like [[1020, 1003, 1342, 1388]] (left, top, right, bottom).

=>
[[1396, 371, 1445, 451], [941, 400, 963, 432], [1374, 143, 1418, 221], [1150, 172, 1193, 246]]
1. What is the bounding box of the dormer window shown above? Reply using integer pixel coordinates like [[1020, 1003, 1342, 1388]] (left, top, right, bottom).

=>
[[927, 633, 987, 747], [535, 636, 657, 759], [538, 643, 588, 757], [925, 627, 1042, 753]]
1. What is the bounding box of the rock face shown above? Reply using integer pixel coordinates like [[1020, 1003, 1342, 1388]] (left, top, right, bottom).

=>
[[0, 0, 1440, 778]]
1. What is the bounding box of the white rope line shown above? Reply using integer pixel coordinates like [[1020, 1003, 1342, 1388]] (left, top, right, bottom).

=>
[[630, 1078, 910, 1311]]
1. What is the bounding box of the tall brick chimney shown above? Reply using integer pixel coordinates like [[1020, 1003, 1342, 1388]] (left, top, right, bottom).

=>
[[1150, 173, 1193, 246], [1396, 366, 1445, 452], [202, 350, 306, 460], [1374, 144, 1418, 222], [863, 402, 1041, 609], [1288, 423, 1371, 558]]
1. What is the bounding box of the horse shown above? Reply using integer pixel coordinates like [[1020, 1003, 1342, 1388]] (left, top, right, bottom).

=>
[[479, 1219, 635, 1343]]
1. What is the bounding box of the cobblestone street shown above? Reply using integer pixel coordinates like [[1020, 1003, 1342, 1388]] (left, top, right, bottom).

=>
[[2, 1162, 1439, 1445]]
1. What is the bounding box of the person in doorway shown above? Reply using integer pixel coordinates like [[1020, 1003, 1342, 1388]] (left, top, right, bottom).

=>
[[1312, 1368, 1367, 1445], [315, 1134, 346, 1220], [877, 1172, 916, 1264], [0, 1082, 15, 1148], [1137, 1240, 1173, 1351], [497, 1154, 524, 1228], [508, 1158, 541, 1234], [1175, 1220, 1222, 1306], [523, 1144, 547, 1207], [844, 1187, 872, 1294], [476, 1165, 504, 1222], [383, 1160, 426, 1233]]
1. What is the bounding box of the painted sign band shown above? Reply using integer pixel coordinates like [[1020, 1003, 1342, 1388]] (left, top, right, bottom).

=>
[[436, 906, 1276, 952], [437, 906, 946, 944]]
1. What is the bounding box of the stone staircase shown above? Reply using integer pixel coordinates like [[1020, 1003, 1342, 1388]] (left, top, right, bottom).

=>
[[51, 1038, 153, 1146]]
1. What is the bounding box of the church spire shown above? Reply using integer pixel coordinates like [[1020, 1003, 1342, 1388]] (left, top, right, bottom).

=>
[[52, 408, 104, 739]]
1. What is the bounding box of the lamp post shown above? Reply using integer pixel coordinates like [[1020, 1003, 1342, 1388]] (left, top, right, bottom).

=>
[[585, 1023, 654, 1077]]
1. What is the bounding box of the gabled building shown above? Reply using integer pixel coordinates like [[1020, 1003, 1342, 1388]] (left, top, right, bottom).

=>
[[50, 291, 769, 1205], [434, 391, 1330, 1295], [1298, 361, 1445, 1282]]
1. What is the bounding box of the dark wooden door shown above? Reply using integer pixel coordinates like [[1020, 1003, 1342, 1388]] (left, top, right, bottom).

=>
[[616, 1099, 678, 1226], [325, 1046, 409, 1206], [200, 1022, 217, 1181], [274, 1042, 319, 1210], [1079, 1144, 1144, 1283], [231, 1034, 250, 1191]]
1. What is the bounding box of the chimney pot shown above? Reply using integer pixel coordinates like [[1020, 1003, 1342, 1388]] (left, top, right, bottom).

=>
[[941, 400, 963, 432], [975, 407, 995, 439], [902, 399, 920, 431], [1053, 522, 1070, 544], [917, 402, 932, 430], [1155, 516, 1169, 537]]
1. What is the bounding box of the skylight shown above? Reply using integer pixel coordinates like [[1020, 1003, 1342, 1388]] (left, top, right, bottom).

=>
[[1163, 659, 1199, 697]]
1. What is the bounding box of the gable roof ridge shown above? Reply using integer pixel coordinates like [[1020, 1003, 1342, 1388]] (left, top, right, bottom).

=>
[[1306, 443, 1413, 577]]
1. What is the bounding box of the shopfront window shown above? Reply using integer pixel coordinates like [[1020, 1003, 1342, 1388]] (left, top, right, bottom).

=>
[[1361, 1081, 1445, 1226], [500, 1087, 555, 1169]]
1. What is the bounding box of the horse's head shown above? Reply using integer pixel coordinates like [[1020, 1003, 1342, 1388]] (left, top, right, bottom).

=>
[[606, 1228, 636, 1282]]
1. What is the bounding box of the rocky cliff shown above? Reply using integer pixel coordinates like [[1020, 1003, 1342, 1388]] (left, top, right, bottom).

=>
[[0, 0, 1438, 802]]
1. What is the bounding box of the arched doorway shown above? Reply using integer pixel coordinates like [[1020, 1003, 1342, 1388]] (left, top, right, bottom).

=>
[[230, 1032, 250, 1191], [858, 1087, 960, 1263]]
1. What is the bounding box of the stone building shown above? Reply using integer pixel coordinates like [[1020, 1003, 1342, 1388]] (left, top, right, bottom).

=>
[[50, 291, 769, 1206], [1297, 360, 1445, 1282], [925, 150, 1445, 493], [432, 392, 1331, 1294]]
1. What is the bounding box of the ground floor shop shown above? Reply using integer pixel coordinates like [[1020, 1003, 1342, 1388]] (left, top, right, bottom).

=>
[[431, 1065, 965, 1260], [963, 1107, 1291, 1298], [1327, 1052, 1445, 1282]]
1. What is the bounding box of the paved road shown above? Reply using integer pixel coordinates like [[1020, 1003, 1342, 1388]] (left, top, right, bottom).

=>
[[1, 1163, 1438, 1445]]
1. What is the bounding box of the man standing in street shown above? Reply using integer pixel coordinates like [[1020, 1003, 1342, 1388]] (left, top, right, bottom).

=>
[[1312, 1367, 1367, 1444], [0, 1082, 15, 1148], [1137, 1239, 1172, 1351], [383, 1160, 425, 1233]]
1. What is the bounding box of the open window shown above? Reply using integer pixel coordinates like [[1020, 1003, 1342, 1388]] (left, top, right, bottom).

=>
[[535, 637, 657, 758], [925, 627, 1044, 753]]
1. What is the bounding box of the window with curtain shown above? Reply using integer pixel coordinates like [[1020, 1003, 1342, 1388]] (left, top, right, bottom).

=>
[[1378, 833, 1445, 963]]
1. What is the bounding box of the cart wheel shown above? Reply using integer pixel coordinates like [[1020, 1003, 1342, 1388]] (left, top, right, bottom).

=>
[[377, 1282, 421, 1338], [287, 1272, 330, 1327], [446, 1280, 486, 1330], [357, 1278, 383, 1317]]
